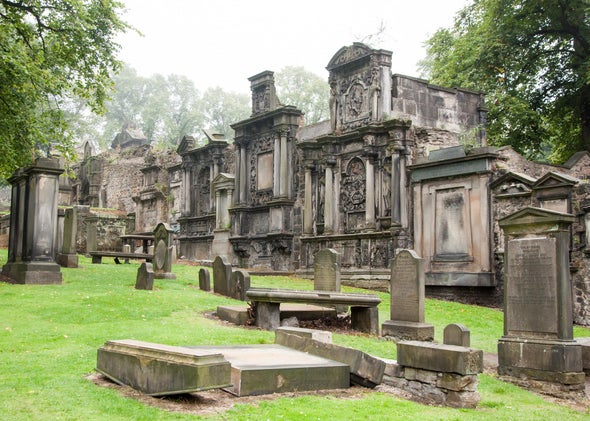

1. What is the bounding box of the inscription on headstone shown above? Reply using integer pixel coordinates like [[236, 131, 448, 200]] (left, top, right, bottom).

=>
[[313, 248, 341, 292], [505, 237, 558, 336], [199, 268, 211, 291], [390, 249, 424, 322]]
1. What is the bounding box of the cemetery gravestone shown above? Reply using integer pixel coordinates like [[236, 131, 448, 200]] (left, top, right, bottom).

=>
[[57, 207, 79, 268], [230, 269, 250, 301], [199, 268, 211, 291], [498, 207, 584, 395], [2, 157, 63, 284], [213, 255, 232, 297], [381, 249, 434, 341], [444, 323, 470, 347], [314, 248, 341, 292], [153, 222, 176, 279], [135, 262, 154, 290]]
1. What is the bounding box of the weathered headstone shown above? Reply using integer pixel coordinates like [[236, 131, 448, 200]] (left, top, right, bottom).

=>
[[498, 207, 584, 396], [229, 269, 250, 301], [152, 222, 176, 279], [198, 268, 211, 291], [57, 207, 79, 268], [381, 249, 434, 341], [313, 248, 341, 292], [2, 157, 63, 284], [444, 323, 470, 347], [213, 255, 232, 296], [86, 215, 98, 254], [135, 262, 154, 290]]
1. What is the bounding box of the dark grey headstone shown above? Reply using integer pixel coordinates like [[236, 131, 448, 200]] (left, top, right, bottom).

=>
[[313, 248, 341, 291], [230, 269, 250, 301], [152, 222, 176, 279], [505, 237, 558, 336], [213, 255, 232, 297], [390, 249, 424, 323], [198, 268, 211, 291], [135, 262, 154, 290], [444, 323, 471, 347]]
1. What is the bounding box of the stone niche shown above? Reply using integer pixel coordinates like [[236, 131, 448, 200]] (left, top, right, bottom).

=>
[[410, 146, 497, 287]]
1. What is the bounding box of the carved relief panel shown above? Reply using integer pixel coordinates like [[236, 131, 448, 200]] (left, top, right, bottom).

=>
[[248, 134, 274, 206], [340, 157, 366, 232]]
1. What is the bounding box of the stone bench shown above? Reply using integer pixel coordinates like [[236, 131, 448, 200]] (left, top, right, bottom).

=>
[[246, 288, 381, 334], [89, 251, 153, 264]]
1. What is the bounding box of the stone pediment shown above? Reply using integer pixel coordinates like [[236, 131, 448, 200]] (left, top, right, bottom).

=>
[[498, 206, 575, 229], [326, 43, 374, 71], [562, 151, 590, 169], [533, 171, 578, 190], [213, 172, 235, 191], [177, 135, 196, 155], [490, 172, 535, 197]]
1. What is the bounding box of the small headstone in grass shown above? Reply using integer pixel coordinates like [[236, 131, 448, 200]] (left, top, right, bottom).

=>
[[213, 255, 232, 297], [199, 268, 211, 291], [230, 269, 250, 301], [135, 262, 154, 290], [313, 248, 341, 292], [443, 323, 470, 347]]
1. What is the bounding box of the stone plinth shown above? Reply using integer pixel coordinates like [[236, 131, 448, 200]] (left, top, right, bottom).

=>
[[381, 320, 434, 341], [96, 340, 231, 396], [397, 341, 483, 376]]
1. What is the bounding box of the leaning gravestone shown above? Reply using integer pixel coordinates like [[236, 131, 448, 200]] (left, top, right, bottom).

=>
[[135, 262, 154, 290], [498, 207, 584, 397], [153, 222, 176, 279], [213, 255, 232, 297], [381, 249, 434, 341], [229, 269, 250, 301], [314, 248, 341, 292], [199, 268, 211, 291]]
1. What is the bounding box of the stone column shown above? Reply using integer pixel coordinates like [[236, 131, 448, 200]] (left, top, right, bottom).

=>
[[391, 141, 403, 225], [303, 164, 314, 235], [273, 134, 280, 196], [239, 145, 247, 203], [365, 155, 376, 230], [215, 190, 222, 229], [324, 159, 335, 234], [279, 130, 289, 197], [182, 163, 191, 215]]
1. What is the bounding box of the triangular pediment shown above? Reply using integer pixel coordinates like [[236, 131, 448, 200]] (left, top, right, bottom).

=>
[[498, 206, 574, 228], [213, 172, 235, 190], [490, 171, 535, 196], [533, 171, 578, 189], [562, 151, 590, 169]]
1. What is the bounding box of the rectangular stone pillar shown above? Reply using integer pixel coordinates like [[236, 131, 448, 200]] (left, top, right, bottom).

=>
[[279, 130, 288, 197], [324, 163, 334, 234], [303, 165, 313, 235]]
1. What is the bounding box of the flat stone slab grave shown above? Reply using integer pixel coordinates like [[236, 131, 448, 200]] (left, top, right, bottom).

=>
[[185, 344, 350, 397], [96, 340, 231, 396]]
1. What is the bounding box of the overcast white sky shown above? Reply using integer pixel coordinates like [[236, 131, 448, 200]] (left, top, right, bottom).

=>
[[116, 0, 469, 94]]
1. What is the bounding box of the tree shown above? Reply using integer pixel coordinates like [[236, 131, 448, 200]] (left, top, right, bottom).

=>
[[201, 87, 250, 139], [275, 66, 329, 125], [0, 0, 129, 177], [420, 0, 590, 162]]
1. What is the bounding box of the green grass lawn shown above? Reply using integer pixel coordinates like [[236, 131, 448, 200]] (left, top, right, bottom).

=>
[[0, 250, 588, 420]]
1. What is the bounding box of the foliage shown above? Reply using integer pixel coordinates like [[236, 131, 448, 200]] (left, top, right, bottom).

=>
[[0, 0, 129, 178], [201, 86, 250, 140], [0, 250, 589, 419], [420, 0, 590, 162], [276, 66, 330, 125]]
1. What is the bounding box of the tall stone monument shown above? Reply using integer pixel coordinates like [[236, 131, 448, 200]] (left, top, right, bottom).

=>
[[2, 158, 64, 284], [152, 222, 176, 279], [498, 207, 584, 396], [381, 250, 434, 341]]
